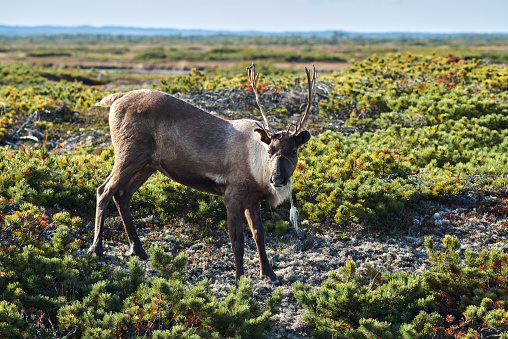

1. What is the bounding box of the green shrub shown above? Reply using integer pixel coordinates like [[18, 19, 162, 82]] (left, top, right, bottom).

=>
[[0, 226, 282, 338], [293, 54, 507, 226], [424, 235, 508, 336], [274, 220, 290, 236], [293, 260, 439, 338], [0, 147, 108, 216], [294, 236, 508, 338], [294, 122, 508, 225]]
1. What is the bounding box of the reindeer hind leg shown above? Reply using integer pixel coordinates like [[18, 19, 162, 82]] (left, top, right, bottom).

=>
[[113, 166, 155, 259], [89, 173, 114, 257], [89, 157, 150, 257]]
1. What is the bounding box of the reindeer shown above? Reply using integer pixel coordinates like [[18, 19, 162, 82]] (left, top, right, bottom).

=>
[[89, 64, 316, 283]]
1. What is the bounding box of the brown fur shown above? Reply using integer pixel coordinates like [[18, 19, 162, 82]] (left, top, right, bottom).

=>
[[90, 89, 311, 283]]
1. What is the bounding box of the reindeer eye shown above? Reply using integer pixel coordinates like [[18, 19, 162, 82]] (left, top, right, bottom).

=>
[[292, 149, 298, 155]]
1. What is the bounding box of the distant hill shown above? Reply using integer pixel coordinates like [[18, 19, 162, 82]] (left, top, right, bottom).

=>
[[0, 25, 506, 38]]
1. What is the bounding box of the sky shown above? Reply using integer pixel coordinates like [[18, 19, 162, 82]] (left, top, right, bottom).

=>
[[3, 0, 508, 34]]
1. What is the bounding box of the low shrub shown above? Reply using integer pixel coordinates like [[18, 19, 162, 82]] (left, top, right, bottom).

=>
[[294, 235, 508, 338], [293, 260, 439, 338], [0, 228, 282, 338]]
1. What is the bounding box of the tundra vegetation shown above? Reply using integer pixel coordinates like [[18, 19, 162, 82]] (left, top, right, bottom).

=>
[[0, 33, 508, 338]]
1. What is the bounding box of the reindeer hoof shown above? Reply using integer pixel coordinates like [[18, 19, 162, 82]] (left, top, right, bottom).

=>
[[126, 246, 149, 261], [270, 278, 281, 286], [261, 271, 280, 285], [88, 245, 103, 257]]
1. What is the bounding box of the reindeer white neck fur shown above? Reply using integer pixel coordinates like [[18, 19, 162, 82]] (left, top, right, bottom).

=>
[[244, 123, 292, 207]]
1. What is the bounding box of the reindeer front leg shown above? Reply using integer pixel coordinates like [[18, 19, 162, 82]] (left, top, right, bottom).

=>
[[245, 203, 278, 283], [223, 193, 246, 283]]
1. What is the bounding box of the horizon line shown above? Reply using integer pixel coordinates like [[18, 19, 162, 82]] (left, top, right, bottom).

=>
[[1, 24, 507, 36]]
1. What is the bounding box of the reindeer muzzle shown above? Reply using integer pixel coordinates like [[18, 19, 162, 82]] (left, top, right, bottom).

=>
[[270, 156, 291, 189]]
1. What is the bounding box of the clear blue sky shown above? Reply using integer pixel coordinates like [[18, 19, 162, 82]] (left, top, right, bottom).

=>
[[3, 0, 508, 33]]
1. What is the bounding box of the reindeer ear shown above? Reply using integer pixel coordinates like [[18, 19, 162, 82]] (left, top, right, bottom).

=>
[[255, 128, 271, 145], [294, 130, 311, 147]]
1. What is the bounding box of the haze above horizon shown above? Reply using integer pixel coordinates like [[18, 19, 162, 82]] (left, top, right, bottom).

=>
[[3, 0, 508, 34]]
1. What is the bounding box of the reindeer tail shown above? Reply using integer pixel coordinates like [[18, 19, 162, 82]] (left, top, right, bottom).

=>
[[95, 93, 126, 107]]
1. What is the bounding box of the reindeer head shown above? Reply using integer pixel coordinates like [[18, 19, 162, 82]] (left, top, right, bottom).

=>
[[247, 64, 316, 189]]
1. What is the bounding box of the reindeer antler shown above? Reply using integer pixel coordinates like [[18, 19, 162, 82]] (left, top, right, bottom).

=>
[[246, 63, 273, 136], [291, 64, 317, 135]]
